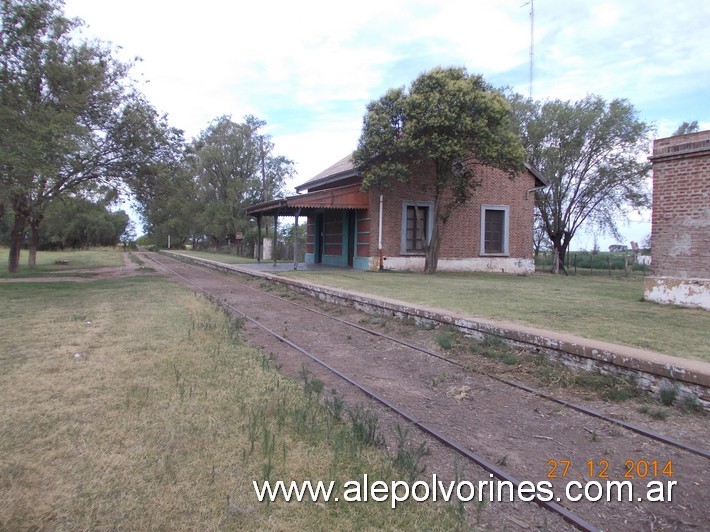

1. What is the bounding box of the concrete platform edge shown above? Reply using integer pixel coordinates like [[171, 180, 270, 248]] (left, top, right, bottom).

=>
[[163, 252, 710, 401]]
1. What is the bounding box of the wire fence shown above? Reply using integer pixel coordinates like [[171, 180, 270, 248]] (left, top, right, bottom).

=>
[[535, 251, 651, 276]]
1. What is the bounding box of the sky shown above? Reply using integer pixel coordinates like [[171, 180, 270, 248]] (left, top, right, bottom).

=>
[[63, 0, 710, 249]]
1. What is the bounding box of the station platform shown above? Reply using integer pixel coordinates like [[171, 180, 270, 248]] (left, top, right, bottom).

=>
[[163, 251, 710, 404]]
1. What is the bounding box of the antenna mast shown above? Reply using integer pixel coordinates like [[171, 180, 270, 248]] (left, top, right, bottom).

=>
[[528, 0, 534, 99]]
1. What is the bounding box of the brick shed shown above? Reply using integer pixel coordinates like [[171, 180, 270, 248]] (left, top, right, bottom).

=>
[[644, 130, 710, 309], [248, 154, 547, 274]]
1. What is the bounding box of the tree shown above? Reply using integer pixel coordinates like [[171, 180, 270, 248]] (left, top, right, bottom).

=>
[[353, 67, 525, 273], [0, 0, 171, 272], [126, 110, 189, 247], [672, 121, 699, 136], [133, 162, 200, 249], [42, 195, 129, 249], [189, 115, 293, 247], [508, 94, 653, 272]]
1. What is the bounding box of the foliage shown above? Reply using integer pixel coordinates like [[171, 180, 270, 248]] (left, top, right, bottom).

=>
[[507, 93, 654, 272], [354, 67, 526, 273], [189, 115, 294, 247], [672, 120, 699, 136], [131, 156, 198, 249], [40, 196, 129, 249], [132, 115, 294, 250], [0, 0, 176, 272], [659, 384, 678, 406]]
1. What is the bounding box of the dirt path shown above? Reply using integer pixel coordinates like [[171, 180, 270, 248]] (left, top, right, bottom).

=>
[[0, 252, 144, 283]]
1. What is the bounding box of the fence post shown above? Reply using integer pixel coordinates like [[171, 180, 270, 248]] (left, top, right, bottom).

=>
[[574, 253, 577, 275], [608, 255, 611, 276]]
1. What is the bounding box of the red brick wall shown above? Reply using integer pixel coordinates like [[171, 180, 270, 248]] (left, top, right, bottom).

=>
[[650, 130, 710, 279], [366, 161, 537, 260]]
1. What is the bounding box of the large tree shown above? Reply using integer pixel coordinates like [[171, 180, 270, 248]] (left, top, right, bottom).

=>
[[353, 67, 526, 273], [41, 195, 129, 249], [189, 115, 293, 247], [125, 105, 189, 247], [508, 94, 653, 272], [132, 161, 199, 249], [0, 0, 172, 272]]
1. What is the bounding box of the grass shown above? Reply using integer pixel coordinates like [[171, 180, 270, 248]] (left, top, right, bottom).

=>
[[273, 269, 710, 362], [531, 360, 642, 402], [461, 331, 645, 403], [0, 274, 463, 530], [638, 405, 669, 421], [436, 326, 460, 350], [0, 247, 124, 278]]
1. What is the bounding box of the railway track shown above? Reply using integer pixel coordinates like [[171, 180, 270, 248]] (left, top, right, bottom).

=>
[[143, 252, 710, 531]]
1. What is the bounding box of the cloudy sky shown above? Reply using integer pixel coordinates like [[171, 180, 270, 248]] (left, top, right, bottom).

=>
[[64, 0, 709, 247]]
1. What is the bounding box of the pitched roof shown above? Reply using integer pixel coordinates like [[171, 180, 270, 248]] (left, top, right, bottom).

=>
[[525, 162, 548, 187], [294, 153, 548, 192], [294, 154, 358, 192]]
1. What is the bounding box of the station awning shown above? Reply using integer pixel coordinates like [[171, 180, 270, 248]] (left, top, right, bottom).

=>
[[247, 183, 368, 217]]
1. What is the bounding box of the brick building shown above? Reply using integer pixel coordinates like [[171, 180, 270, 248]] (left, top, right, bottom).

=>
[[247, 154, 546, 274], [644, 130, 710, 309]]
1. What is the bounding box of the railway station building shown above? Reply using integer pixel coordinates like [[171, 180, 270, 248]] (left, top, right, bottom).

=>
[[247, 154, 547, 274]]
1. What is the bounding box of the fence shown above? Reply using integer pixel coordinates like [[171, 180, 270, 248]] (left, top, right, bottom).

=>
[[536, 251, 651, 276]]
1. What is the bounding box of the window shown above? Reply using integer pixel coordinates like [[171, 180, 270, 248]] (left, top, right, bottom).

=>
[[401, 201, 433, 254], [481, 206, 509, 255]]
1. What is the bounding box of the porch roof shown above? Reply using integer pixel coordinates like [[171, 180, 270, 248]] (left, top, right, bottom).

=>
[[246, 183, 368, 217]]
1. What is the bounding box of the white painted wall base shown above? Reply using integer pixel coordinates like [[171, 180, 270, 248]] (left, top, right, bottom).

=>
[[644, 276, 710, 310], [374, 256, 535, 274]]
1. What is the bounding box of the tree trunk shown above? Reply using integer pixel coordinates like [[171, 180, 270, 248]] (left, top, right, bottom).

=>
[[8, 211, 27, 273], [549, 237, 570, 275], [424, 220, 441, 274], [551, 248, 559, 274], [28, 215, 43, 268], [547, 231, 562, 274]]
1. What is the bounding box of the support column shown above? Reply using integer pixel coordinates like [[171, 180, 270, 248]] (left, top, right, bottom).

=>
[[256, 214, 262, 263], [294, 209, 301, 270], [273, 213, 278, 267]]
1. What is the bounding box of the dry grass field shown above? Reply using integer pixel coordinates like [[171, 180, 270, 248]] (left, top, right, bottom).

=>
[[0, 269, 461, 530]]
